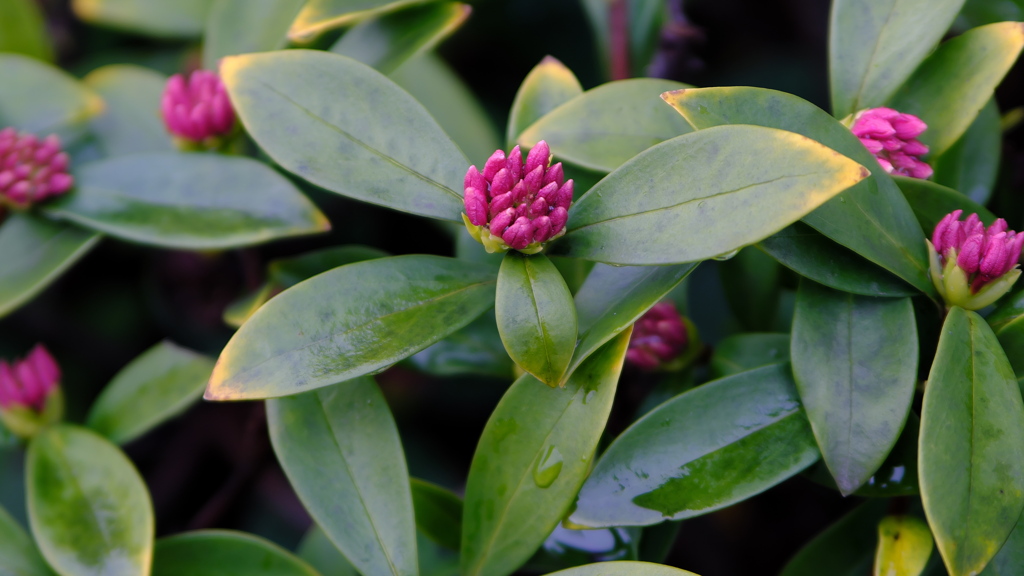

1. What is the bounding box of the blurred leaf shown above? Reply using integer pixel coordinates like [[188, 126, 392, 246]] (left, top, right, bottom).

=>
[[85, 341, 214, 445], [222, 50, 467, 222], [0, 502, 54, 576], [202, 0, 306, 70], [759, 223, 917, 297], [579, 0, 667, 78], [719, 247, 780, 331], [223, 283, 276, 329], [411, 478, 462, 551], [268, 377, 416, 576], [570, 363, 819, 527], [959, 0, 1024, 27], [920, 307, 1024, 576], [461, 330, 631, 576], [83, 64, 174, 157], [288, 0, 435, 40], [496, 252, 577, 387], [554, 125, 869, 265], [0, 213, 100, 319], [525, 525, 638, 573], [0, 54, 103, 139], [888, 22, 1024, 157], [874, 516, 934, 576], [980, 508, 1024, 574], [709, 332, 790, 378], [780, 499, 889, 576], [931, 99, 1001, 206], [549, 257, 595, 296], [543, 562, 698, 576], [518, 79, 692, 173], [28, 424, 153, 576], [152, 530, 319, 576], [664, 86, 934, 296], [0, 0, 53, 61], [208, 255, 496, 400], [408, 310, 514, 379], [829, 0, 965, 118], [507, 56, 583, 148], [270, 245, 390, 287], [297, 525, 360, 576], [896, 176, 996, 236], [45, 152, 330, 249], [71, 0, 215, 37], [331, 2, 470, 75], [989, 291, 1024, 387]]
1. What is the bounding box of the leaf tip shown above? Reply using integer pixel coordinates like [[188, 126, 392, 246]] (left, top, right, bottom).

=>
[[660, 88, 687, 103]]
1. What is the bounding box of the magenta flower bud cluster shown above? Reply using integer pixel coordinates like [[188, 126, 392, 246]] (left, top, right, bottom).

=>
[[933, 210, 1024, 292], [161, 70, 236, 144], [463, 141, 573, 253], [851, 107, 932, 179], [0, 344, 60, 413], [0, 128, 73, 209], [626, 301, 689, 371]]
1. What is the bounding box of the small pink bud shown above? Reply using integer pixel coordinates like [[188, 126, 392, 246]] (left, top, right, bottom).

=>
[[891, 114, 927, 139], [525, 141, 551, 174], [491, 168, 513, 196], [549, 206, 569, 233], [0, 345, 60, 413], [931, 211, 1024, 308], [490, 208, 515, 237], [465, 167, 487, 192], [957, 235, 983, 274], [161, 69, 236, 146], [464, 187, 488, 226], [503, 217, 534, 249], [626, 301, 691, 371], [0, 129, 74, 209], [506, 145, 523, 182], [543, 163, 564, 187], [483, 150, 506, 182], [851, 108, 932, 179], [489, 191, 512, 218], [524, 165, 544, 195]]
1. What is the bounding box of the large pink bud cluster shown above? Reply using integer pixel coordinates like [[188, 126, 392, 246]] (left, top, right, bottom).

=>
[[463, 141, 574, 254], [929, 210, 1024, 310], [0, 128, 73, 209], [0, 344, 60, 413], [851, 107, 932, 179], [161, 70, 236, 145], [626, 301, 690, 371]]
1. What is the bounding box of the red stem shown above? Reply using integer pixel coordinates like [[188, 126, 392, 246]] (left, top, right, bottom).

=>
[[609, 0, 631, 80]]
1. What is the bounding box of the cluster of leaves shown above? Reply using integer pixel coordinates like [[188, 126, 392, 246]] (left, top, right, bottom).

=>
[[2, 0, 1024, 575]]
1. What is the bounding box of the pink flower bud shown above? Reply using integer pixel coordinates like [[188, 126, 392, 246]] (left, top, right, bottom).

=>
[[161, 69, 236, 146], [627, 301, 690, 371], [851, 108, 932, 179], [930, 211, 1024, 308], [0, 128, 74, 209], [0, 344, 60, 413], [465, 187, 488, 226], [483, 150, 506, 182]]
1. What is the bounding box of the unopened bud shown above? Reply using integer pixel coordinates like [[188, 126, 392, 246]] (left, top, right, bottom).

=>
[[0, 128, 73, 209], [161, 70, 237, 150], [928, 210, 1023, 310], [626, 301, 697, 371], [0, 344, 63, 438], [851, 108, 932, 179]]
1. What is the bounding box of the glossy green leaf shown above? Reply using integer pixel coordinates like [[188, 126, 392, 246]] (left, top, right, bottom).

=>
[[0, 213, 100, 318], [920, 307, 1024, 576], [0, 0, 53, 61], [989, 292, 1024, 387], [86, 341, 214, 445], [571, 363, 819, 527], [759, 223, 917, 297], [408, 310, 514, 379], [298, 525, 360, 576], [720, 247, 781, 331], [45, 152, 330, 249], [709, 332, 790, 378], [663, 86, 934, 295], [554, 124, 869, 265], [829, 0, 965, 117], [288, 0, 428, 40], [71, 0, 214, 37], [543, 562, 699, 576], [496, 252, 577, 387], [0, 54, 103, 138], [222, 50, 467, 222], [461, 330, 631, 576], [792, 280, 917, 495], [565, 263, 696, 386], [269, 377, 416, 576], [202, 0, 306, 70], [875, 515, 934, 576], [208, 255, 496, 400], [780, 499, 889, 576], [896, 176, 996, 236], [412, 478, 462, 551], [517, 79, 692, 173], [28, 424, 154, 576], [0, 503, 54, 576], [506, 57, 583, 148], [932, 99, 1001, 205], [83, 64, 174, 157], [888, 22, 1024, 157], [981, 509, 1024, 575], [331, 2, 471, 75], [152, 530, 319, 576]]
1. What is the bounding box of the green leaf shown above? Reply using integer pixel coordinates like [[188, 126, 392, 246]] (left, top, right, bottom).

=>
[[981, 509, 1024, 575], [517, 79, 693, 173], [663, 86, 934, 295], [288, 0, 429, 41], [506, 57, 583, 148], [0, 0, 53, 61], [0, 503, 55, 576], [719, 247, 781, 331], [28, 424, 154, 576], [874, 516, 934, 576], [829, 0, 965, 118], [896, 176, 996, 236], [85, 341, 214, 445], [542, 562, 699, 576], [496, 252, 577, 387], [0, 54, 103, 138], [920, 307, 1024, 576], [709, 332, 790, 378], [554, 124, 869, 265], [0, 213, 100, 318], [565, 263, 696, 386], [932, 99, 1001, 206], [331, 2, 471, 75], [71, 0, 214, 37], [412, 478, 462, 551], [208, 255, 496, 400], [461, 330, 631, 576], [152, 530, 319, 576], [203, 0, 306, 70], [408, 310, 514, 379], [298, 525, 360, 576], [270, 245, 390, 287], [780, 499, 890, 576], [269, 377, 416, 576], [759, 223, 917, 297], [570, 363, 819, 527], [989, 292, 1024, 387], [44, 152, 330, 249], [83, 64, 175, 157], [791, 280, 918, 495], [888, 22, 1024, 157], [222, 49, 467, 222], [960, 0, 1024, 28]]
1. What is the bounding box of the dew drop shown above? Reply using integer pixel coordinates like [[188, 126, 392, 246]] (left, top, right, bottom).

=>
[[712, 249, 739, 261], [533, 445, 564, 488]]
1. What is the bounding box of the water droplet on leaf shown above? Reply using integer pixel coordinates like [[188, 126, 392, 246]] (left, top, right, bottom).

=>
[[533, 445, 564, 488]]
